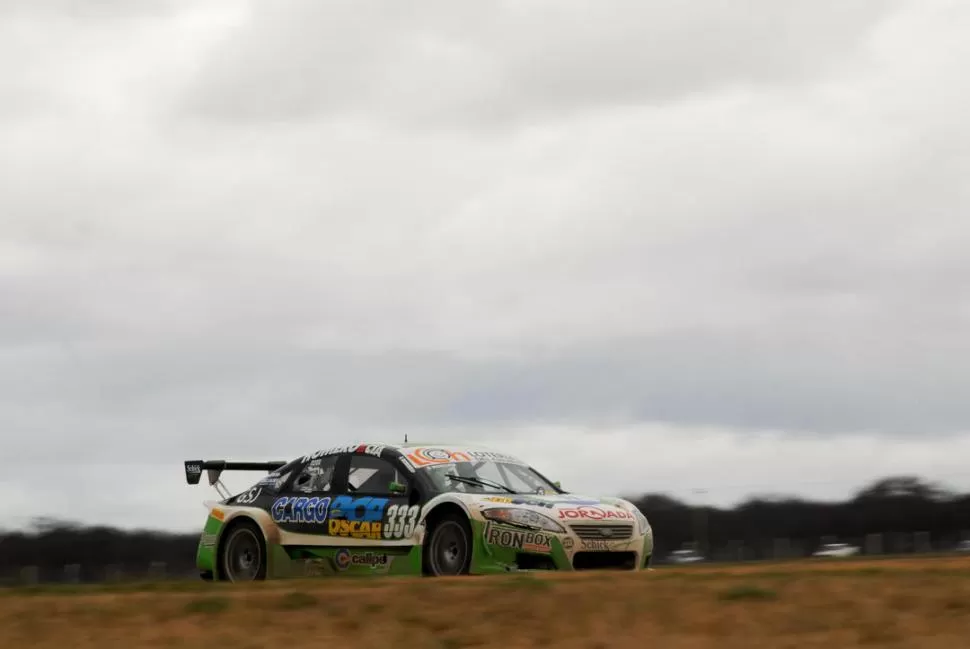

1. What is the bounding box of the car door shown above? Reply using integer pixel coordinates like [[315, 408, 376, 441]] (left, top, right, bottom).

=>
[[328, 453, 419, 544], [268, 454, 343, 536]]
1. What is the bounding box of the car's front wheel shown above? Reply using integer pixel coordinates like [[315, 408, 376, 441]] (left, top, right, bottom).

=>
[[424, 512, 473, 576], [219, 519, 267, 582]]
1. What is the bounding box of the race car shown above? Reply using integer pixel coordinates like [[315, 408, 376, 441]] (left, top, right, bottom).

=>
[[184, 442, 654, 581]]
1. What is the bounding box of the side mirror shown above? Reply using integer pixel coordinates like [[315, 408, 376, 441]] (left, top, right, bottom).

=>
[[388, 481, 407, 495]]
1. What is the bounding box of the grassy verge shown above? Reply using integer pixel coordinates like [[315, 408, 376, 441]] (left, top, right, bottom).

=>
[[1, 556, 968, 648]]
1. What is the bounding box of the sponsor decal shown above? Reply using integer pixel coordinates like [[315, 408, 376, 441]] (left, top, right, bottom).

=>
[[186, 463, 202, 475], [485, 523, 553, 553], [466, 450, 526, 463], [558, 506, 634, 521], [383, 504, 420, 540], [234, 486, 262, 505], [421, 448, 454, 460], [329, 495, 388, 522], [200, 532, 218, 548], [334, 548, 390, 571], [562, 537, 575, 550], [579, 539, 626, 551], [271, 496, 332, 524], [334, 548, 351, 570], [301, 444, 384, 463], [324, 496, 388, 538], [361, 444, 386, 457], [404, 447, 473, 468], [482, 496, 555, 509], [257, 473, 285, 489], [328, 519, 383, 539], [483, 496, 513, 504], [403, 447, 528, 469]]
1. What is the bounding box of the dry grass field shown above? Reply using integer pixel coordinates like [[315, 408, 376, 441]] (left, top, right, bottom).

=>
[[2, 556, 970, 649]]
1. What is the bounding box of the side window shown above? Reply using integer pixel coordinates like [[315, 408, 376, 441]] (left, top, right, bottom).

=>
[[292, 455, 338, 493], [347, 455, 407, 495]]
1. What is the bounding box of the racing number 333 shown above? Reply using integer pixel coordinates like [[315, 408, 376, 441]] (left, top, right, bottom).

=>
[[384, 504, 419, 539]]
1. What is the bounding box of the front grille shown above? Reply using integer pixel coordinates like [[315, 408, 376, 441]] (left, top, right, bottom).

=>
[[568, 523, 635, 540], [573, 551, 637, 570]]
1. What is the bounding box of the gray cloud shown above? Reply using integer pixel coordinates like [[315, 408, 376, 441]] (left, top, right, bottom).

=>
[[0, 0, 182, 21], [5, 321, 970, 479], [182, 0, 901, 128]]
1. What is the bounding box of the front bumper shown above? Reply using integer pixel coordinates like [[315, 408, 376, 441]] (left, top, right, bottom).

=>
[[471, 519, 653, 573]]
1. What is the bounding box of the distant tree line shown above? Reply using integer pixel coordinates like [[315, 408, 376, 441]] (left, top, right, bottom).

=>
[[0, 518, 199, 583], [1, 475, 968, 582], [629, 475, 970, 561]]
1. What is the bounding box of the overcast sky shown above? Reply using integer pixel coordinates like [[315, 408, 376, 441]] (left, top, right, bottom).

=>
[[2, 0, 970, 532]]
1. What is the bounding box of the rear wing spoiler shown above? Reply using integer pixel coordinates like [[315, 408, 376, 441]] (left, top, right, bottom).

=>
[[184, 460, 286, 498]]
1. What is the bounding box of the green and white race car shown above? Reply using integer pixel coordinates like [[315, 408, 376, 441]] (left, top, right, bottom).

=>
[[184, 443, 654, 580]]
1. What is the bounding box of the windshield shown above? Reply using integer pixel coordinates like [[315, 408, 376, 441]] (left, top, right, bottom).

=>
[[421, 460, 559, 495]]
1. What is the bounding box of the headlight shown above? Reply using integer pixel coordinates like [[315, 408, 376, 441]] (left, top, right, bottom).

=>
[[633, 507, 650, 536], [482, 507, 565, 533]]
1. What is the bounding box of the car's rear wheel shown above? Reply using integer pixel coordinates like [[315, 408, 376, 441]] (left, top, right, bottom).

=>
[[424, 512, 472, 576], [219, 519, 267, 582]]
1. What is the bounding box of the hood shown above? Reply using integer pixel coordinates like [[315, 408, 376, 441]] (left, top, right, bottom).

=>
[[459, 492, 639, 524]]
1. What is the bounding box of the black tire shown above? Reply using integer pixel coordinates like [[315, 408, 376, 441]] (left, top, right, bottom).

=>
[[423, 512, 473, 576], [219, 519, 267, 582]]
